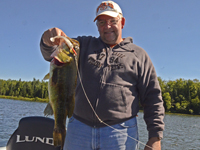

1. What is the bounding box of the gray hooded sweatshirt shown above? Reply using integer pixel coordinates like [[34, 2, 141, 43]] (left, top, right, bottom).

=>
[[40, 36, 165, 139]]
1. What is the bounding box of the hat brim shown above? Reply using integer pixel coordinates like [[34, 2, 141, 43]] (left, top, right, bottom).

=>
[[93, 11, 119, 22]]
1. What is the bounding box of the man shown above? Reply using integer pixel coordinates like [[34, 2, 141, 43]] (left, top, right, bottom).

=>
[[40, 1, 164, 150]]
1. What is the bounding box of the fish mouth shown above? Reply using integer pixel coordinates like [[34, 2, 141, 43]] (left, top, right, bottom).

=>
[[51, 48, 73, 65], [52, 58, 65, 66]]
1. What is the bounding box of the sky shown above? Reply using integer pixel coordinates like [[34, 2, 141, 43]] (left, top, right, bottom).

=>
[[0, 0, 200, 81]]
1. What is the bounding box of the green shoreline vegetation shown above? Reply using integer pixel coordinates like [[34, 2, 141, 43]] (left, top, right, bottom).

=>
[[0, 95, 49, 103], [0, 78, 49, 103], [1, 77, 200, 115]]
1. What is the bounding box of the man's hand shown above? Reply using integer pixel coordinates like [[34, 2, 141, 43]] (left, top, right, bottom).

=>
[[42, 27, 67, 47], [144, 137, 161, 150]]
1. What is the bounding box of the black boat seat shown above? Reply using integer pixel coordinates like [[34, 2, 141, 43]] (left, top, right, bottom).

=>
[[6, 116, 60, 150]]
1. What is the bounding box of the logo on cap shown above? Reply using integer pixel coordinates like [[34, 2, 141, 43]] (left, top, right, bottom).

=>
[[94, 1, 122, 22], [96, 2, 114, 13]]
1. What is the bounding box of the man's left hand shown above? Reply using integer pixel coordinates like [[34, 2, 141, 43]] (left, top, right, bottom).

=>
[[144, 137, 161, 150]]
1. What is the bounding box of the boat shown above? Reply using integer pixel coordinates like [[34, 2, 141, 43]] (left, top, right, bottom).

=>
[[1, 116, 61, 150]]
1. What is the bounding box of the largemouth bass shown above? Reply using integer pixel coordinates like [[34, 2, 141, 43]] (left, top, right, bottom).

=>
[[43, 36, 80, 149]]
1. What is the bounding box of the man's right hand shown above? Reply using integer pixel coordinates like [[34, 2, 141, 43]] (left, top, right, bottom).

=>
[[42, 27, 67, 47]]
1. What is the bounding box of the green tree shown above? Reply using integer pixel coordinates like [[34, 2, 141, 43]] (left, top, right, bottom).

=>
[[190, 96, 200, 114], [162, 92, 171, 111]]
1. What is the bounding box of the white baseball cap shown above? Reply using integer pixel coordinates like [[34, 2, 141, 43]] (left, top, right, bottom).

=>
[[94, 1, 123, 22]]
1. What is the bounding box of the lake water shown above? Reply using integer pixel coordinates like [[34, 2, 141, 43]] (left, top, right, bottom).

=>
[[0, 98, 200, 150]]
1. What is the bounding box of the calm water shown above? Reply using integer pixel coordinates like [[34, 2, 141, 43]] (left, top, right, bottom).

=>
[[0, 98, 200, 150]]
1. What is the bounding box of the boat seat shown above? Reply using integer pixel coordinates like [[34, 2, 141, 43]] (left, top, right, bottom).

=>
[[6, 116, 61, 150]]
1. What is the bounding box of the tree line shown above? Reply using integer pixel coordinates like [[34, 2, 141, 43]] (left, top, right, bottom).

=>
[[0, 77, 200, 115], [0, 78, 49, 100], [158, 77, 200, 115]]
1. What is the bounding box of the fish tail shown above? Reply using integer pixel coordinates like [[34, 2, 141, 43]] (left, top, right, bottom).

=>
[[53, 128, 66, 149]]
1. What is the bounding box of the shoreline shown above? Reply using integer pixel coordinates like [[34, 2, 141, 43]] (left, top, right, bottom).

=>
[[0, 95, 48, 103], [1, 95, 199, 116]]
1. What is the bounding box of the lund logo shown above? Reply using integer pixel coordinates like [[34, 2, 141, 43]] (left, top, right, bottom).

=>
[[16, 135, 53, 145]]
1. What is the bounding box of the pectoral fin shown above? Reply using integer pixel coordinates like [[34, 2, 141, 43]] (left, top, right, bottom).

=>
[[43, 73, 50, 80], [44, 103, 53, 116]]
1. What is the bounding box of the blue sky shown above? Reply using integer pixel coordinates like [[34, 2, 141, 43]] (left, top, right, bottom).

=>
[[1, 0, 200, 81]]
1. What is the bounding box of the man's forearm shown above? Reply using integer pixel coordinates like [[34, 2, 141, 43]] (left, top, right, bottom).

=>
[[144, 137, 161, 150]]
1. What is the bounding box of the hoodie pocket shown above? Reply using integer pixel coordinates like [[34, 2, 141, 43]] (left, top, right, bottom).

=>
[[96, 83, 127, 117]]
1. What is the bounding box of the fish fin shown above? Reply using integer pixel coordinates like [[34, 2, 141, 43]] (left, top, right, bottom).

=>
[[53, 128, 66, 149], [44, 103, 53, 116], [43, 73, 50, 80]]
